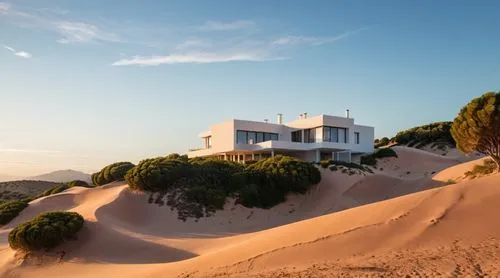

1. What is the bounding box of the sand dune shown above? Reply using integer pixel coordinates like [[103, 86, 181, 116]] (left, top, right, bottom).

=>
[[1, 148, 499, 277]]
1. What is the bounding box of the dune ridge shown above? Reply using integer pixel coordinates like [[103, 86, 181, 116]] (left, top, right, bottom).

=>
[[0, 147, 499, 277]]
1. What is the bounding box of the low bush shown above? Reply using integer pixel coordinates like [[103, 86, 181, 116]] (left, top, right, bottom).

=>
[[68, 180, 91, 188], [375, 137, 391, 148], [361, 148, 398, 166], [464, 159, 497, 179], [125, 155, 321, 217], [0, 200, 29, 225], [9, 211, 84, 252], [92, 162, 135, 186], [391, 122, 455, 149]]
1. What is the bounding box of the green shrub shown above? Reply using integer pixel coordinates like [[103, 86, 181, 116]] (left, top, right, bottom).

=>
[[68, 180, 92, 188], [361, 148, 398, 166], [0, 200, 29, 225], [125, 158, 191, 191], [8, 211, 84, 252], [372, 148, 398, 159], [360, 155, 377, 166], [165, 153, 188, 161], [92, 162, 135, 186], [126, 155, 321, 214], [375, 137, 390, 148], [392, 122, 455, 149], [37, 184, 70, 198], [464, 159, 497, 179]]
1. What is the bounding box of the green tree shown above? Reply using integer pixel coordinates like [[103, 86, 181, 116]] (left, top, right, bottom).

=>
[[451, 92, 500, 171]]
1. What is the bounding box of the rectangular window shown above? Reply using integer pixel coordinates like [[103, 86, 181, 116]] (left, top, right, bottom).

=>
[[247, 132, 256, 144], [331, 127, 339, 143], [291, 130, 302, 142], [304, 128, 316, 143], [270, 133, 279, 141], [237, 130, 247, 144], [338, 128, 346, 143], [355, 132, 360, 144], [256, 132, 264, 143], [323, 127, 331, 142]]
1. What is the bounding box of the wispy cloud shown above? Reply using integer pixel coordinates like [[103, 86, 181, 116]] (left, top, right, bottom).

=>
[[1, 3, 121, 44], [272, 27, 370, 46], [0, 2, 9, 14], [0, 148, 62, 154], [55, 21, 121, 44], [3, 45, 32, 58], [176, 38, 212, 50], [111, 52, 283, 66], [199, 20, 256, 31]]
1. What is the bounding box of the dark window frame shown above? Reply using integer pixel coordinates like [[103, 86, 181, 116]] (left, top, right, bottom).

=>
[[236, 130, 279, 144]]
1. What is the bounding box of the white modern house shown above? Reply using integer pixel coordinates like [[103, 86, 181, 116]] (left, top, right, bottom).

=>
[[187, 111, 374, 163]]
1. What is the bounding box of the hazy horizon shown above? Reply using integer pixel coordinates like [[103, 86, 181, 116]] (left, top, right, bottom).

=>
[[2, 0, 499, 176]]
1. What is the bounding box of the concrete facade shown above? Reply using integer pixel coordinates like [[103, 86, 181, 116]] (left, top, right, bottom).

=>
[[187, 113, 374, 163]]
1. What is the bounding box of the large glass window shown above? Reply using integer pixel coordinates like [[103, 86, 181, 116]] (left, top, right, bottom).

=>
[[256, 132, 264, 143], [304, 128, 316, 143], [355, 132, 360, 144], [338, 128, 346, 143], [322, 126, 348, 143], [291, 130, 302, 142], [247, 132, 256, 144], [323, 127, 331, 142], [331, 127, 339, 142], [237, 130, 247, 144], [237, 130, 278, 144]]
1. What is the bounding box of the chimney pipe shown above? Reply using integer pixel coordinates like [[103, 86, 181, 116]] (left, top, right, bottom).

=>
[[264, 119, 269, 123], [277, 113, 283, 124], [303, 112, 308, 119], [346, 109, 350, 119]]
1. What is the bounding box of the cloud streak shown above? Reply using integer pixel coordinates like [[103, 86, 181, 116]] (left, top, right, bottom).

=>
[[54, 21, 122, 44], [272, 27, 370, 46], [199, 20, 256, 31], [3, 45, 32, 58], [111, 52, 283, 66], [1, 3, 122, 44]]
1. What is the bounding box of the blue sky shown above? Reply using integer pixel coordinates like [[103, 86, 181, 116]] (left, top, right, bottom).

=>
[[1, 0, 499, 176]]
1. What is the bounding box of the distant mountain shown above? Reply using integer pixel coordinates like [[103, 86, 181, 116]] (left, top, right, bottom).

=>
[[28, 169, 91, 183], [0, 180, 62, 203], [0, 174, 24, 182]]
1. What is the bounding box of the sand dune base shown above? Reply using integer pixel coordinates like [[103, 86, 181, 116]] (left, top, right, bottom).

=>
[[0, 147, 498, 277]]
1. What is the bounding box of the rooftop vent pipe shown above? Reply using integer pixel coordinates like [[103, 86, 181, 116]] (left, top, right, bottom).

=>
[[277, 113, 283, 124], [303, 112, 308, 119], [346, 109, 350, 119]]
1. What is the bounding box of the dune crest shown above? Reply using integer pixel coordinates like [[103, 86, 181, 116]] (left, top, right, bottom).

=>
[[1, 147, 499, 277]]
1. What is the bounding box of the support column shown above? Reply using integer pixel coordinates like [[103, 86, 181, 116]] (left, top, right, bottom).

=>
[[252, 153, 255, 160], [332, 152, 335, 161], [224, 154, 227, 161], [315, 149, 320, 162], [237, 153, 240, 163], [348, 151, 352, 163], [259, 153, 262, 160], [271, 150, 275, 157]]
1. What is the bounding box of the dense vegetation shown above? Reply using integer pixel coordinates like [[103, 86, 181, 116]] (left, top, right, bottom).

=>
[[452, 92, 500, 172], [9, 211, 84, 252], [375, 122, 455, 150], [0, 180, 62, 204], [0, 200, 29, 225], [361, 148, 398, 166], [126, 155, 321, 219], [374, 137, 390, 148], [91, 162, 135, 186]]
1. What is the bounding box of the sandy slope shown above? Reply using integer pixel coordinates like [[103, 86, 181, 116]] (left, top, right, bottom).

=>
[[1, 147, 499, 277]]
